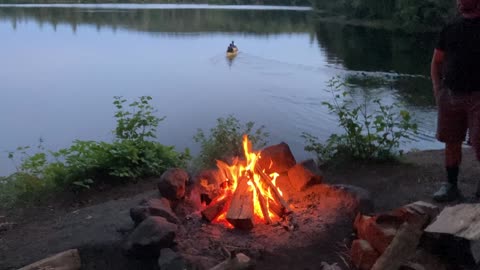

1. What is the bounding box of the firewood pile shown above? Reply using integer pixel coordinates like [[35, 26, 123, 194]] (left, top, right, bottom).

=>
[[197, 136, 323, 230], [351, 201, 480, 270]]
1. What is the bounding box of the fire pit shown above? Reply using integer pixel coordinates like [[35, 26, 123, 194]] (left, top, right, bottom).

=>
[[125, 136, 374, 269], [201, 135, 292, 230]]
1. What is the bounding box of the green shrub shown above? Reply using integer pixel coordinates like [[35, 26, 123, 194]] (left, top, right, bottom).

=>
[[193, 115, 269, 170], [1, 96, 189, 207], [302, 77, 418, 163]]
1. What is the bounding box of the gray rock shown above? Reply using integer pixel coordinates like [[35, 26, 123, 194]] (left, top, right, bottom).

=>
[[287, 163, 323, 191], [130, 198, 179, 226], [331, 184, 374, 214], [147, 198, 180, 224], [125, 216, 177, 257], [130, 206, 150, 226], [157, 168, 189, 201]]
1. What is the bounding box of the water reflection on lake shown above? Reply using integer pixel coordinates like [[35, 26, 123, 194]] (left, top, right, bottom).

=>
[[0, 5, 441, 175]]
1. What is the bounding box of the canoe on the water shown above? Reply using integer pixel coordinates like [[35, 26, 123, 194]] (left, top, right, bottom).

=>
[[226, 48, 238, 58]]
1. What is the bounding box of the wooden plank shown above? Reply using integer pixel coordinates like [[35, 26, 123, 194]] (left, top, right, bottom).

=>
[[226, 176, 254, 230], [19, 249, 81, 270], [202, 195, 231, 222], [424, 204, 480, 264], [425, 203, 480, 240], [371, 216, 427, 270]]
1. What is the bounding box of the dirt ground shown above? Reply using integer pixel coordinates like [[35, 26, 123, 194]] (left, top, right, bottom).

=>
[[1, 148, 479, 270]]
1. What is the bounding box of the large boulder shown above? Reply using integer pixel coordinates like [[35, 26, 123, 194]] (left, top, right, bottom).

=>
[[287, 162, 323, 191], [130, 206, 150, 226], [147, 198, 179, 224], [258, 142, 296, 174], [300, 159, 323, 176], [125, 216, 177, 257], [157, 168, 189, 201]]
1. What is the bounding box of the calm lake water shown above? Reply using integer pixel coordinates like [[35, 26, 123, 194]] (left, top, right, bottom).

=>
[[0, 4, 441, 175]]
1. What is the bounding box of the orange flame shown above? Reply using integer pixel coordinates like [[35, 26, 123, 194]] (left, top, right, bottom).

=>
[[212, 135, 284, 227]]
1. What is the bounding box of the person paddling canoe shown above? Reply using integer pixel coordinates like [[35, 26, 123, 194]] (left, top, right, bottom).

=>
[[227, 41, 238, 53]]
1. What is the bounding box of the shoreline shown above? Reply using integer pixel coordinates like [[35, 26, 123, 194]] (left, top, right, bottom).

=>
[[0, 3, 312, 10], [2, 147, 479, 269]]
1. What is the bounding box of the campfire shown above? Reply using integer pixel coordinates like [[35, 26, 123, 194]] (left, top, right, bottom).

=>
[[201, 135, 292, 230]]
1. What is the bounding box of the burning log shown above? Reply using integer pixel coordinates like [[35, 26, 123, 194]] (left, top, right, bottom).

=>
[[217, 160, 234, 181], [202, 195, 232, 222], [226, 176, 255, 230], [251, 179, 272, 224], [255, 164, 292, 213], [268, 198, 285, 218]]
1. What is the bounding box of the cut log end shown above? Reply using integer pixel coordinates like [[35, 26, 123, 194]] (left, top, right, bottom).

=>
[[226, 176, 254, 230]]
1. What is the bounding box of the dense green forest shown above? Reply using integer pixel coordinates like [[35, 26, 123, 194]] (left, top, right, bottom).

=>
[[0, 0, 312, 5], [0, 7, 311, 34], [311, 0, 457, 31], [0, 0, 459, 31]]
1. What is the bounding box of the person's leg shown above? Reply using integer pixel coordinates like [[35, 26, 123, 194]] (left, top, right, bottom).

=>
[[469, 94, 480, 196], [445, 142, 462, 185], [434, 90, 468, 202], [433, 143, 463, 202]]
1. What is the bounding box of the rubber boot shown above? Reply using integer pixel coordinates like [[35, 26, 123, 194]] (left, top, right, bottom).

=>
[[433, 183, 461, 202], [433, 167, 461, 202]]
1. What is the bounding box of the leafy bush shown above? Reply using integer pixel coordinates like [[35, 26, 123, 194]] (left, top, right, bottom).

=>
[[193, 115, 269, 170], [303, 77, 418, 163], [1, 96, 189, 207]]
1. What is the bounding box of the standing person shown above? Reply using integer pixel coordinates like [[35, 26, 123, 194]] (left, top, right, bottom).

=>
[[431, 0, 480, 202]]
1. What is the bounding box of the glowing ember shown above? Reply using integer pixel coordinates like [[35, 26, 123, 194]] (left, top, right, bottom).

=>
[[207, 135, 288, 229]]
